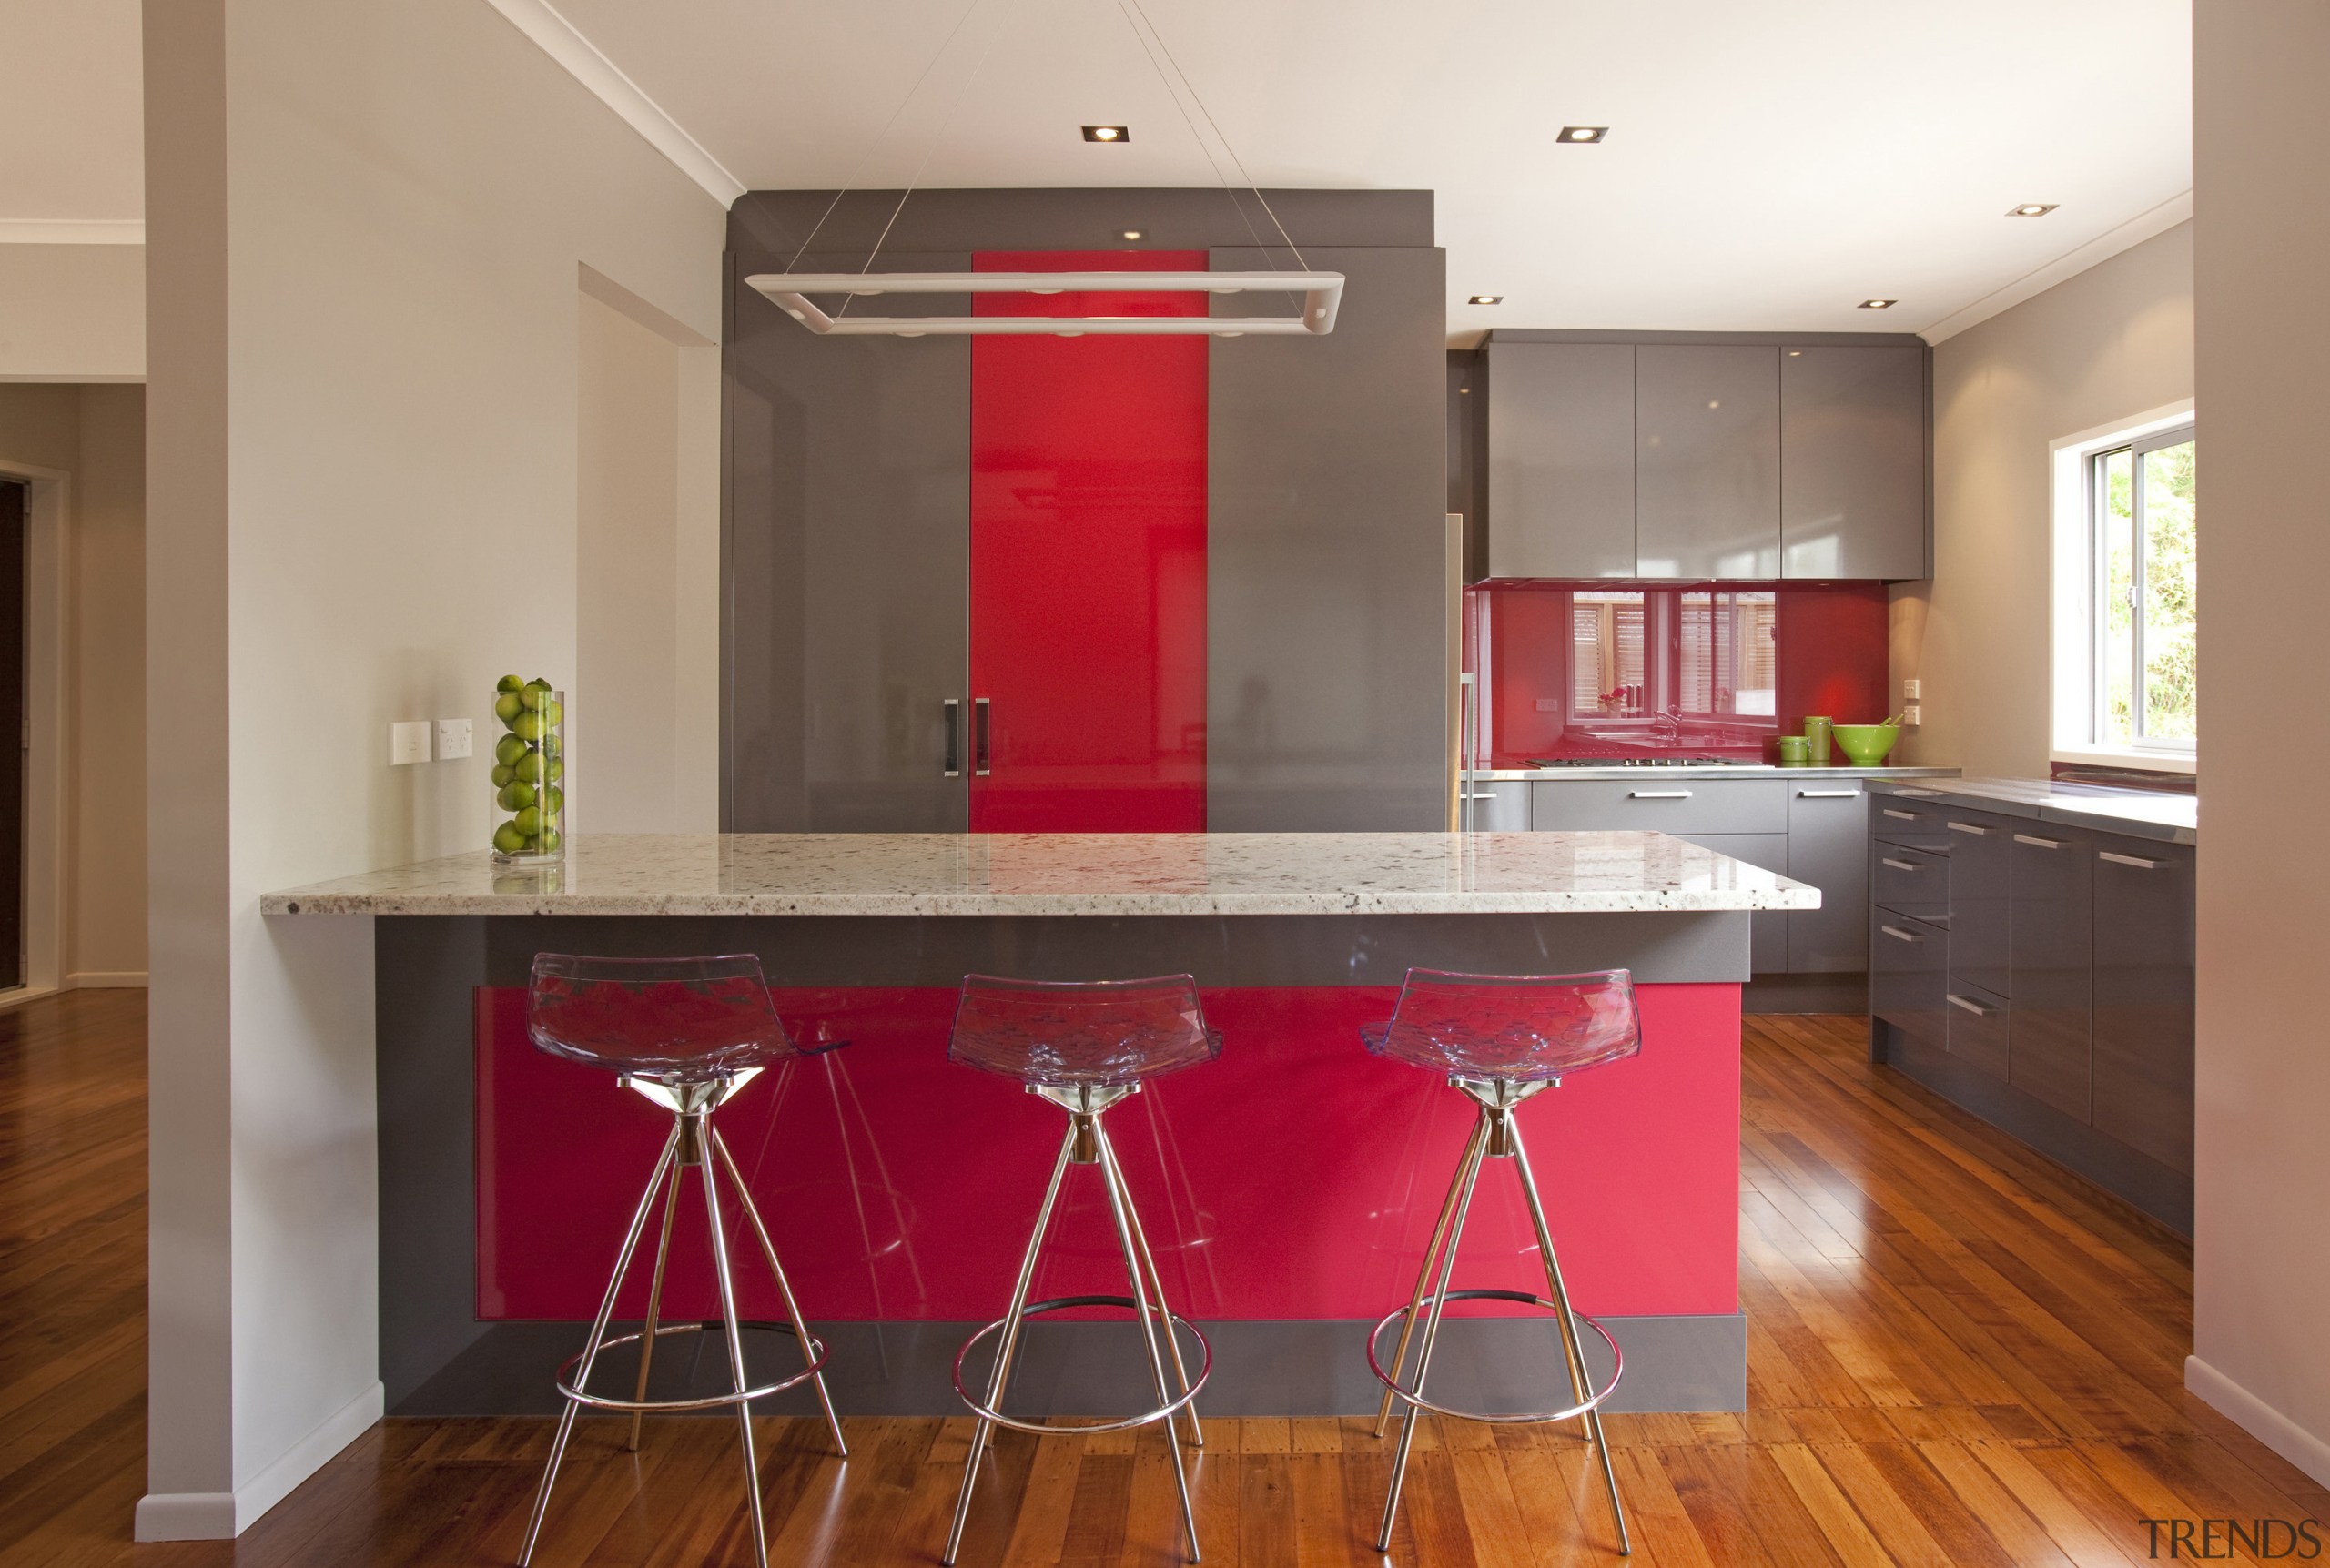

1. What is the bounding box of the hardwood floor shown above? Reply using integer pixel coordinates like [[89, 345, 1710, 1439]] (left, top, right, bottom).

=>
[[3, 992, 2322, 1565]]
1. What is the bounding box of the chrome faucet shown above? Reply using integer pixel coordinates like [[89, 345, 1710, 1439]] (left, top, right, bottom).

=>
[[1649, 708, 1683, 746]]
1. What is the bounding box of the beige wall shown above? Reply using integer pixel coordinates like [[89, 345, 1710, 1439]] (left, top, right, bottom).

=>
[[141, 0, 725, 1539], [2186, 0, 2330, 1490], [573, 281, 720, 834], [0, 243, 147, 382], [0, 381, 148, 989], [1894, 222, 2194, 776]]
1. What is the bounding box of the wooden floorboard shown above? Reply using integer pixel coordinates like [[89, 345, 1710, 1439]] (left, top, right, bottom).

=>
[[0, 994, 2320, 1564]]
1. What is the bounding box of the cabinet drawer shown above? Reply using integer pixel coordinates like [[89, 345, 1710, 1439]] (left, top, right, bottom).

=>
[[1871, 791, 1954, 852], [1529, 778, 1786, 835], [1871, 914, 1946, 1050], [1460, 781, 1529, 831], [1944, 980, 2010, 1081], [1872, 843, 1948, 920]]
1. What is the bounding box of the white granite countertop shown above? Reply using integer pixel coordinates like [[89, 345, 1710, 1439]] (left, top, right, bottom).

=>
[[1479, 764, 1962, 782], [260, 832, 1820, 917], [1873, 777, 2197, 845]]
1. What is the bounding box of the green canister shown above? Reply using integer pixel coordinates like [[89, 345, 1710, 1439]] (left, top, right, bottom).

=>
[[1777, 735, 1812, 766], [1803, 715, 1834, 764]]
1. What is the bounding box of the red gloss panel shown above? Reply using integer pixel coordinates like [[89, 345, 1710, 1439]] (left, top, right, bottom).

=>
[[968, 250, 1208, 832], [1470, 580, 1889, 764], [475, 982, 1739, 1322]]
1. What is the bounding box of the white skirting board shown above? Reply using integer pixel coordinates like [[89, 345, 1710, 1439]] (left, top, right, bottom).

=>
[[135, 1381, 383, 1541], [2186, 1354, 2330, 1489]]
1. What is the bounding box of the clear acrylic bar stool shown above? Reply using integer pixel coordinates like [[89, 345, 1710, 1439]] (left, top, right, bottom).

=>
[[516, 954, 846, 1568], [1363, 967, 1639, 1557], [940, 974, 1219, 1566]]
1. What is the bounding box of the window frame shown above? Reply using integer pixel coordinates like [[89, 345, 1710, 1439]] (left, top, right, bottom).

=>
[[2086, 423, 2196, 754], [2049, 401, 2198, 774]]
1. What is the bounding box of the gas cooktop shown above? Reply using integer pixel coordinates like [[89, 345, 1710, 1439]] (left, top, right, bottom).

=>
[[1525, 757, 1763, 768]]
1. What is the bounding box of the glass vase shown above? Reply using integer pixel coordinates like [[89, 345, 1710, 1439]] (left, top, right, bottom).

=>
[[488, 681, 566, 865]]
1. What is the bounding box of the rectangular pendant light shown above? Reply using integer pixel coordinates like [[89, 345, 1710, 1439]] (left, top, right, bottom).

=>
[[747, 269, 1347, 336]]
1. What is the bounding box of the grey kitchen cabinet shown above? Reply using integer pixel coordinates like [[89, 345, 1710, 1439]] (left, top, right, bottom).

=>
[[1484, 343, 1636, 578], [1461, 780, 1529, 831], [1871, 913, 1947, 1051], [1941, 806, 2013, 998], [2091, 836, 2196, 1175], [1780, 346, 1928, 580], [1635, 345, 1780, 579], [1786, 783, 1869, 972], [2008, 825, 2093, 1120], [1944, 981, 2011, 1080], [1871, 842, 1948, 922], [1525, 777, 1786, 835], [1676, 832, 1790, 973]]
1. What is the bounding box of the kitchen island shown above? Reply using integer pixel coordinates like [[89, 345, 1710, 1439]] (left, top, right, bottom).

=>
[[265, 832, 1814, 1420]]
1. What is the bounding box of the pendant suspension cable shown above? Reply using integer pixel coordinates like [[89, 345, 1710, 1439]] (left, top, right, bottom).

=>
[[855, 0, 1018, 287], [1111, 0, 1271, 266], [783, 0, 996, 275], [1119, 0, 1310, 271]]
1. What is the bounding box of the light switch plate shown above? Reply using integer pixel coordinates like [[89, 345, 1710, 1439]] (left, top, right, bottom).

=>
[[1901, 678, 1921, 700], [1903, 703, 1922, 726], [436, 718, 473, 760], [390, 721, 432, 765]]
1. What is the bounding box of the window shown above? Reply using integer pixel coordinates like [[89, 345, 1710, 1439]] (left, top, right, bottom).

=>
[[2092, 427, 2196, 750], [2051, 406, 2197, 769]]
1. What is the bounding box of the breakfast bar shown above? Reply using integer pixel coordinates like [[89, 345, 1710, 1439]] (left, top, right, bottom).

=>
[[264, 831, 1814, 1421]]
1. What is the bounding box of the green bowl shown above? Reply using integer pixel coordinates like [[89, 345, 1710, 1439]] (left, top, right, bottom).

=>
[[1830, 723, 1899, 766]]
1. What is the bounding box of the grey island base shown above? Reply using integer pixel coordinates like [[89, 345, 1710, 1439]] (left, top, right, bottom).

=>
[[265, 832, 1815, 1421]]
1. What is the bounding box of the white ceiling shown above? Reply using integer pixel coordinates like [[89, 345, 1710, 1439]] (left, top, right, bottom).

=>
[[0, 0, 142, 232], [3, 0, 2193, 340], [551, 0, 2193, 341]]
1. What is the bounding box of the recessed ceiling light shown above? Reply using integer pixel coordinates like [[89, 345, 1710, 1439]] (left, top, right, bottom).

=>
[[1082, 125, 1129, 143], [1119, 228, 1143, 240], [1858, 298, 1898, 309], [1559, 126, 1607, 144], [2007, 203, 2059, 217], [1468, 294, 1503, 305]]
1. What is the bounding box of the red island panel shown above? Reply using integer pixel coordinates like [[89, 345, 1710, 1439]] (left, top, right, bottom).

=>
[[475, 983, 1739, 1325]]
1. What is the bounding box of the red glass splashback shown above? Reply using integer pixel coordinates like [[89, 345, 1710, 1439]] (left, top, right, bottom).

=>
[[968, 250, 1208, 832], [1467, 580, 1889, 764]]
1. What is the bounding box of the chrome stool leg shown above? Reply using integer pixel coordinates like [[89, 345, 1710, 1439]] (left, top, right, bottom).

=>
[[695, 1112, 770, 1568], [626, 1159, 684, 1452], [1100, 1127, 1204, 1450], [1376, 1112, 1490, 1552], [519, 1125, 683, 1567], [1371, 1083, 1632, 1557], [713, 1128, 850, 1458], [1095, 1120, 1200, 1557], [943, 1121, 1078, 1566], [1372, 1117, 1492, 1439], [1512, 1132, 1630, 1555]]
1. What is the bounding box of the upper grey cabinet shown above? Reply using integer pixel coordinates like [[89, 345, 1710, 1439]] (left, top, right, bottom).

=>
[[1484, 343, 1635, 578], [1635, 345, 1780, 579], [1780, 346, 1928, 580]]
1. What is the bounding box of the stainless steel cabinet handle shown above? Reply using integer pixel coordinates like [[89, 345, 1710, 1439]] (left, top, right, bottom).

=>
[[943, 699, 961, 778], [2099, 850, 2163, 869], [1946, 821, 1988, 835], [1880, 857, 1922, 872], [1879, 925, 1922, 943], [973, 697, 991, 776], [1889, 788, 1940, 797], [1628, 790, 1693, 799], [1947, 993, 1995, 1017], [1798, 789, 1861, 799], [2012, 834, 2063, 849], [1881, 808, 1919, 820], [1463, 792, 1501, 801]]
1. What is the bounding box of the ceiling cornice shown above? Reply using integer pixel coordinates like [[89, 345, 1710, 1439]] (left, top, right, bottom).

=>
[[1919, 188, 2193, 345], [0, 219, 144, 245], [481, 0, 745, 207]]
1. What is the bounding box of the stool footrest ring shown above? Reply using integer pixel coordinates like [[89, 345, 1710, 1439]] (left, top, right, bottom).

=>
[[952, 1294, 1211, 1437], [1367, 1288, 1623, 1425], [556, 1320, 829, 1413]]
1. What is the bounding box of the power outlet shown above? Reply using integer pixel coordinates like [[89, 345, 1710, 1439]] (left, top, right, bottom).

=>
[[1903, 703, 1922, 727], [1902, 678, 1921, 701], [389, 721, 432, 765], [436, 718, 473, 760]]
